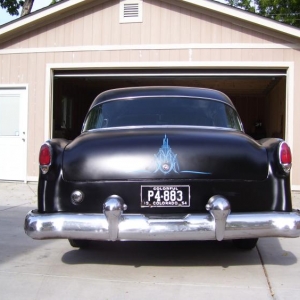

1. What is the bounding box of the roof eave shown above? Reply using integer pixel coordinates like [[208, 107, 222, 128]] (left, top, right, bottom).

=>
[[1, 0, 300, 44], [183, 0, 300, 39], [0, 0, 99, 43]]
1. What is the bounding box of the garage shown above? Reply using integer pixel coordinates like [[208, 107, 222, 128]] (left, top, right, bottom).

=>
[[52, 68, 286, 140]]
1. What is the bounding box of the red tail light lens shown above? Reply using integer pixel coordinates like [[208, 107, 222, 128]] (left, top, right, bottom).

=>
[[279, 142, 292, 173], [39, 144, 51, 174]]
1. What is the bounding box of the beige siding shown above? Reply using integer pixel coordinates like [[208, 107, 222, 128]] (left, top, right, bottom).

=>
[[2, 0, 296, 50], [0, 0, 300, 184]]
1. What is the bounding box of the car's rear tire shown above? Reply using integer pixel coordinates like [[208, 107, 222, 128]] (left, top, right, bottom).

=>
[[232, 238, 258, 250], [68, 239, 90, 249]]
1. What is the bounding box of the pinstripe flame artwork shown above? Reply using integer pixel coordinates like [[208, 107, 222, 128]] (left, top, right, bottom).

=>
[[154, 135, 211, 175]]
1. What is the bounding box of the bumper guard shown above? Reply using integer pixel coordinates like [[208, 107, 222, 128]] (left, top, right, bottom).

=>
[[24, 195, 300, 241]]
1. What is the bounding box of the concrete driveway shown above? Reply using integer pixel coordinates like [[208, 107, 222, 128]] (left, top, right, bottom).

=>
[[0, 182, 300, 300]]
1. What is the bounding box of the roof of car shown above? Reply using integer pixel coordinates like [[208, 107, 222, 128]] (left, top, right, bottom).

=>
[[90, 86, 235, 109]]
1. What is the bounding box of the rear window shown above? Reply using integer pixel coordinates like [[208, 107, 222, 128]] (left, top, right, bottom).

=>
[[83, 97, 242, 131]]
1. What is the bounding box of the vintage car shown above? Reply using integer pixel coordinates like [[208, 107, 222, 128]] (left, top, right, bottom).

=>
[[24, 86, 300, 250]]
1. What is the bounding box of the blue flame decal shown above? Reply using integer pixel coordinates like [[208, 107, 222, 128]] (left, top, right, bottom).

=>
[[154, 135, 180, 174], [154, 135, 211, 175]]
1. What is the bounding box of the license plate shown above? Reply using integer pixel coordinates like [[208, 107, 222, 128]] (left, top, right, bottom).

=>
[[141, 185, 190, 207]]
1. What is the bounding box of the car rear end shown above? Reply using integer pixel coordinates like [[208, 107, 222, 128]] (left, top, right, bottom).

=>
[[25, 87, 299, 248]]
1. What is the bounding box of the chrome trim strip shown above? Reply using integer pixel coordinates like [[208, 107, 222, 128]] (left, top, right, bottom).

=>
[[83, 125, 242, 134], [91, 95, 229, 104], [25, 210, 300, 241]]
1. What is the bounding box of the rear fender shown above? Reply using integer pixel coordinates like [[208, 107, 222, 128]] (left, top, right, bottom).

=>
[[38, 139, 70, 212], [258, 138, 292, 211], [258, 138, 290, 177]]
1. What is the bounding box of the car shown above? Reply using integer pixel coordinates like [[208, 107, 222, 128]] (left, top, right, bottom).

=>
[[24, 86, 300, 250]]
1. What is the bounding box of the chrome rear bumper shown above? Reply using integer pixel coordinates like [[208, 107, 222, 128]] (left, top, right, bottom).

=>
[[24, 195, 300, 241]]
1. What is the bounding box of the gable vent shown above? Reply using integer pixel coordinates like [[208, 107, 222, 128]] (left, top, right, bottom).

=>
[[120, 0, 143, 23]]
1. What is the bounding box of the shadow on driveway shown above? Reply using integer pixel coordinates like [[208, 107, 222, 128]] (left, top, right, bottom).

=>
[[61, 238, 297, 268]]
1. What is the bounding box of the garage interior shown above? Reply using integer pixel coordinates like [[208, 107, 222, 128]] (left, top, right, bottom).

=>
[[52, 68, 286, 140]]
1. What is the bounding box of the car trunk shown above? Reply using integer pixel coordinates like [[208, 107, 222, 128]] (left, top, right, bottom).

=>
[[62, 127, 268, 181]]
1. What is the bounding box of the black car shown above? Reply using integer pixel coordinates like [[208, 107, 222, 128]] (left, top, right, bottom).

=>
[[25, 86, 300, 250]]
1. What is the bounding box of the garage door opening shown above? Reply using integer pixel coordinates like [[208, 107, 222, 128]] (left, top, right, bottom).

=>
[[52, 68, 286, 140]]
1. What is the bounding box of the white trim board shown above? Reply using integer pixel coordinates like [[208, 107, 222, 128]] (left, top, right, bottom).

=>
[[292, 186, 300, 192], [183, 0, 300, 39], [1, 43, 300, 55], [45, 61, 294, 69], [0, 0, 87, 35], [26, 176, 38, 182]]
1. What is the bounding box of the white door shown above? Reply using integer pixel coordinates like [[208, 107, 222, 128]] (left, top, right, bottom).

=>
[[0, 88, 28, 181]]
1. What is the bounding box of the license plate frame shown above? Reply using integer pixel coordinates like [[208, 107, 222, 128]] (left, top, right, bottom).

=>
[[141, 185, 190, 208]]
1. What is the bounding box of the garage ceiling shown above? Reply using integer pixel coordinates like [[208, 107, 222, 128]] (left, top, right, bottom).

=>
[[54, 69, 286, 98]]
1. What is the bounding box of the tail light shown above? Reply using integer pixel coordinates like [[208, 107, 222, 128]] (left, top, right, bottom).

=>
[[39, 143, 52, 174], [279, 141, 292, 174]]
